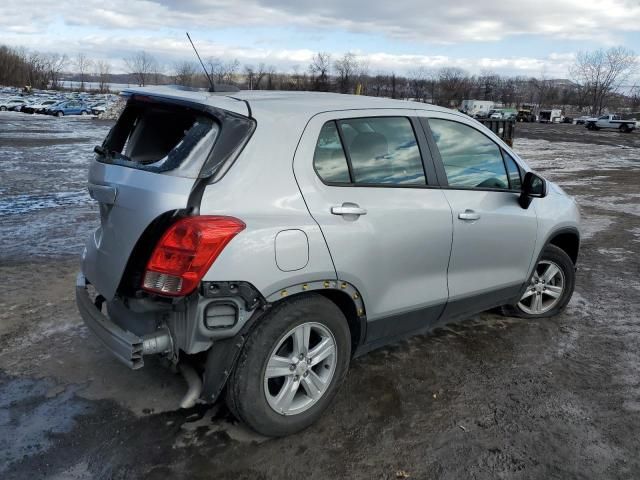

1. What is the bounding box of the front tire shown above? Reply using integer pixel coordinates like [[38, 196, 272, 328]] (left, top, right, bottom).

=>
[[56, 111, 64, 117], [226, 293, 351, 437], [503, 245, 575, 319]]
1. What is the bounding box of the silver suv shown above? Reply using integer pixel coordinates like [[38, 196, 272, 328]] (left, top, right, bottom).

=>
[[76, 88, 580, 436]]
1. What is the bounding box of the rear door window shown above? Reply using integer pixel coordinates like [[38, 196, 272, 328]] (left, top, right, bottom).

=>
[[312, 117, 426, 186], [339, 117, 425, 185], [313, 122, 351, 183]]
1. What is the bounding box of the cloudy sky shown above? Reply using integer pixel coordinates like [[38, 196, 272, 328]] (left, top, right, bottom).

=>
[[2, 0, 639, 77]]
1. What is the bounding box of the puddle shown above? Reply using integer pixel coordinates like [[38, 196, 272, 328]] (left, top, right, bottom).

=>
[[0, 375, 93, 473]]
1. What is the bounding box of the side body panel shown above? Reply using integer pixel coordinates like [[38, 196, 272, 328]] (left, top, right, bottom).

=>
[[292, 109, 454, 341], [198, 113, 337, 296]]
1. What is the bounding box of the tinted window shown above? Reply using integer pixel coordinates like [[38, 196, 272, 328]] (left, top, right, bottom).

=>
[[429, 119, 508, 189], [339, 117, 425, 185], [503, 151, 522, 190], [313, 122, 350, 183]]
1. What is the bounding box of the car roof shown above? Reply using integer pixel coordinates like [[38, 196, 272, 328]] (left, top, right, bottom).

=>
[[122, 86, 454, 120]]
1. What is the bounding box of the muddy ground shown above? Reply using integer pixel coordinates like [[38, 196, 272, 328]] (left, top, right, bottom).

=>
[[1, 113, 639, 479]]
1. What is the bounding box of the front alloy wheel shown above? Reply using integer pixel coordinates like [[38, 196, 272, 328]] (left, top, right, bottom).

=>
[[517, 260, 565, 314], [502, 244, 575, 319]]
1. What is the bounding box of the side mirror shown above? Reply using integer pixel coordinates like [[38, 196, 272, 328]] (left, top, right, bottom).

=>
[[519, 171, 547, 209]]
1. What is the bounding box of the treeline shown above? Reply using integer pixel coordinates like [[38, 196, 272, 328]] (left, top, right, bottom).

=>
[[1, 44, 638, 114]]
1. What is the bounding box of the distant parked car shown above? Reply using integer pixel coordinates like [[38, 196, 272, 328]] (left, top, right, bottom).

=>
[[488, 109, 517, 120], [585, 114, 636, 133], [21, 99, 59, 114], [574, 116, 590, 125], [45, 100, 91, 117], [90, 102, 110, 115], [0, 98, 27, 111]]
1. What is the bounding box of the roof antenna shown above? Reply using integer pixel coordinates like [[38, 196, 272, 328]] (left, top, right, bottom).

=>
[[186, 32, 215, 92]]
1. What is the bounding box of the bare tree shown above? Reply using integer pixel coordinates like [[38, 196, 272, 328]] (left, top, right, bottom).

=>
[[243, 64, 255, 89], [95, 60, 111, 92], [571, 47, 638, 114], [630, 84, 640, 111], [265, 65, 277, 90], [334, 52, 358, 93], [253, 63, 269, 89], [151, 62, 165, 85], [47, 53, 67, 90], [309, 52, 331, 91], [75, 53, 92, 91], [124, 51, 156, 87], [207, 57, 240, 85], [174, 61, 197, 87], [224, 59, 240, 84], [477, 70, 501, 101], [437, 67, 469, 107], [355, 59, 370, 95], [291, 65, 303, 90], [25, 51, 48, 89], [408, 67, 435, 103]]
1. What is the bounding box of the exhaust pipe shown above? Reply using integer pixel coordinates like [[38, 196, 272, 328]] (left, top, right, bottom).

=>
[[141, 329, 172, 355], [179, 363, 203, 409]]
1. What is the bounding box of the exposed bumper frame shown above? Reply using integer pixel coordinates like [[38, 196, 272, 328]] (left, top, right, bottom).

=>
[[76, 273, 171, 369]]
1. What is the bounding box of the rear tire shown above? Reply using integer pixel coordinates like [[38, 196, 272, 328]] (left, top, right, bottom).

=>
[[226, 293, 351, 437], [620, 124, 630, 133], [56, 111, 64, 117], [502, 245, 575, 319], [0, 106, 6, 111]]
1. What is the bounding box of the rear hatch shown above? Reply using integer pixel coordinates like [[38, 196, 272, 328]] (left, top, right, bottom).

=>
[[82, 93, 254, 300]]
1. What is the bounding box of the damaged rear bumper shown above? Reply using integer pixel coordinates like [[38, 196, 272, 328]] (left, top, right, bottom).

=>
[[75, 273, 172, 369]]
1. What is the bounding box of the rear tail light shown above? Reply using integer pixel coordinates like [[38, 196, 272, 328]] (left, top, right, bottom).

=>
[[142, 216, 245, 296]]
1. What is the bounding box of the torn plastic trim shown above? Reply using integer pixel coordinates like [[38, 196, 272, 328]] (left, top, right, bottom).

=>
[[265, 279, 366, 317]]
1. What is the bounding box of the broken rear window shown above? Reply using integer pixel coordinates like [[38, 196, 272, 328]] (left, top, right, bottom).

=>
[[97, 99, 220, 178]]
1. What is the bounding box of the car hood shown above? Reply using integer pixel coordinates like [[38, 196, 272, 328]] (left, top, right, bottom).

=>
[[547, 180, 569, 196]]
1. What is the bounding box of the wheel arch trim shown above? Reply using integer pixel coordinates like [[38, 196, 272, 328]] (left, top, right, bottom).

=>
[[517, 226, 580, 300]]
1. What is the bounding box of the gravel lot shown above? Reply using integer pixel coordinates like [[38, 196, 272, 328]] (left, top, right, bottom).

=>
[[1, 112, 639, 479]]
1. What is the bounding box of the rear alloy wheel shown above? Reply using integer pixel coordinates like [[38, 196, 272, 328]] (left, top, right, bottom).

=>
[[503, 245, 575, 319], [0, 106, 6, 111], [620, 124, 630, 133], [56, 111, 64, 117], [264, 322, 337, 416], [226, 293, 351, 437], [81, 110, 88, 115]]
